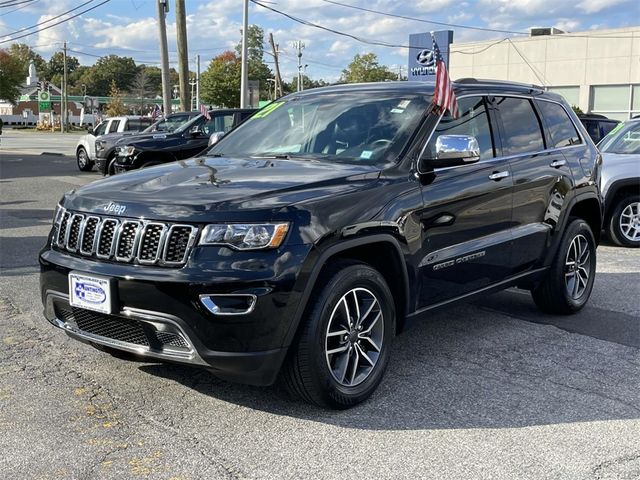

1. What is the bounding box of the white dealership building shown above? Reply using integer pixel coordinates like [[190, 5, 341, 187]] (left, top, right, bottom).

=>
[[448, 26, 640, 120]]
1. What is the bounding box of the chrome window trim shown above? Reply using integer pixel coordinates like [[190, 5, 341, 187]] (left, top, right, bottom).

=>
[[418, 92, 586, 175]]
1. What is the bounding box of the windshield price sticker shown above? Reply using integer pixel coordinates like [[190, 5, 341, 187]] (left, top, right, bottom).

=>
[[253, 101, 285, 118]]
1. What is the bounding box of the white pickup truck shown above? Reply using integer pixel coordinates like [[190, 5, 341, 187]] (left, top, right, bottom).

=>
[[76, 116, 153, 171]]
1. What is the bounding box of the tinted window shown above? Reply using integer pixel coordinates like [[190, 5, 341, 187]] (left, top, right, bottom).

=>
[[537, 101, 581, 148], [426, 96, 495, 160], [108, 119, 121, 133], [599, 121, 640, 154], [496, 97, 545, 155]]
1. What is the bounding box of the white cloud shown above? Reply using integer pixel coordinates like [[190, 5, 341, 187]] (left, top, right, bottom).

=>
[[579, 0, 627, 13]]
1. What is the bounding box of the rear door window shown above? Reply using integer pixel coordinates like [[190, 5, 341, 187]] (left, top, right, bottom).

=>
[[537, 100, 581, 148], [495, 97, 545, 155]]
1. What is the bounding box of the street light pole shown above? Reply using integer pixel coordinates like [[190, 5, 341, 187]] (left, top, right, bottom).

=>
[[157, 0, 172, 115], [240, 0, 249, 108]]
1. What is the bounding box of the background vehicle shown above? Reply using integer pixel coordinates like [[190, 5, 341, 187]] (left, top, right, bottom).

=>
[[76, 116, 154, 172], [95, 111, 200, 176], [41, 81, 602, 408], [112, 108, 255, 173], [598, 118, 640, 247], [578, 113, 620, 144]]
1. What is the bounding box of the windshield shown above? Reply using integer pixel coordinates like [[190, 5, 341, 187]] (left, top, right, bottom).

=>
[[599, 121, 640, 154], [144, 115, 192, 133], [175, 114, 204, 133], [208, 92, 429, 165]]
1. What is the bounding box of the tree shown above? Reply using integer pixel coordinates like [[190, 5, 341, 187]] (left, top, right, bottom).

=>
[[48, 51, 79, 78], [340, 53, 397, 83], [200, 51, 241, 107], [8, 43, 47, 79], [0, 49, 24, 104], [129, 68, 153, 113], [286, 75, 329, 94], [78, 55, 137, 95], [106, 80, 127, 116], [235, 25, 272, 98]]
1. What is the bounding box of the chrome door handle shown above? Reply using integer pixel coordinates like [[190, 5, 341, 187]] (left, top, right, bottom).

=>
[[550, 159, 566, 168], [488, 171, 509, 181]]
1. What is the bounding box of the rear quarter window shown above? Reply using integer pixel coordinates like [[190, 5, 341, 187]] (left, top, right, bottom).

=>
[[537, 100, 582, 148]]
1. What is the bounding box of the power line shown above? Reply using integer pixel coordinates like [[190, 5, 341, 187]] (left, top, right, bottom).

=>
[[0, 0, 111, 45], [319, 0, 529, 35], [0, 0, 37, 8], [1, 0, 97, 37]]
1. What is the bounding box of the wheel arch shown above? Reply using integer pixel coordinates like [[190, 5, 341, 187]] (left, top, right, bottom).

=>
[[604, 178, 640, 223], [567, 195, 602, 245], [285, 234, 411, 348]]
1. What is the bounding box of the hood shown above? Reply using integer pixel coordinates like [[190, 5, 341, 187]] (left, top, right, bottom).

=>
[[114, 131, 180, 146], [63, 156, 380, 221]]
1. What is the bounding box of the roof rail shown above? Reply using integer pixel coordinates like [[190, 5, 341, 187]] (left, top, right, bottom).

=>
[[454, 77, 545, 91]]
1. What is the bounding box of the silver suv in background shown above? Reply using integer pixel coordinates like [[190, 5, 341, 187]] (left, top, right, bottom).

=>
[[598, 118, 640, 247], [76, 116, 154, 172]]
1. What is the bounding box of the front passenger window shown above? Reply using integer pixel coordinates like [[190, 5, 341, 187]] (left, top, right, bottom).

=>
[[426, 96, 495, 161]]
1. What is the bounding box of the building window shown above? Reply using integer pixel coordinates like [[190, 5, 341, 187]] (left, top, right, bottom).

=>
[[548, 86, 580, 109], [590, 84, 640, 121]]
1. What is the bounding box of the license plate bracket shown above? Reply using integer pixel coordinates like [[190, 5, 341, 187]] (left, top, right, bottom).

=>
[[68, 272, 117, 314]]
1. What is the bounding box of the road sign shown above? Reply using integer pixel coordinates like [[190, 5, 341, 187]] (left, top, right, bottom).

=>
[[38, 91, 51, 112]]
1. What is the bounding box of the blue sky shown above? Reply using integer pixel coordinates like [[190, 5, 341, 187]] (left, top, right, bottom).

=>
[[0, 0, 638, 82]]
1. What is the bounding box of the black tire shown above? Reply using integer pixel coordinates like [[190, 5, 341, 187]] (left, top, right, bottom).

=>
[[607, 194, 640, 248], [104, 154, 117, 176], [282, 261, 395, 409], [76, 146, 93, 171], [531, 218, 597, 314]]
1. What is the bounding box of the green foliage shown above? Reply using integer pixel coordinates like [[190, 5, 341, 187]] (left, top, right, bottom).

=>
[[0, 49, 24, 104], [571, 105, 584, 115], [340, 53, 397, 83], [106, 80, 127, 116], [77, 55, 137, 95], [47, 51, 79, 79], [200, 51, 241, 107], [8, 43, 47, 79], [285, 75, 329, 94]]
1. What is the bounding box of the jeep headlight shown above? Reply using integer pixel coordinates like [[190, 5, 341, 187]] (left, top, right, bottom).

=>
[[118, 145, 136, 156], [199, 223, 289, 250]]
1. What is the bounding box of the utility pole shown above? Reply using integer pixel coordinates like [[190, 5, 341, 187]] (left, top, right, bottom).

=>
[[293, 41, 304, 92], [62, 41, 67, 133], [157, 0, 171, 116], [175, 0, 189, 112], [269, 33, 283, 97], [196, 54, 200, 110], [240, 0, 249, 108]]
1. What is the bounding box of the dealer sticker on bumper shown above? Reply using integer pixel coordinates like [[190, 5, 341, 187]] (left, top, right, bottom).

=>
[[69, 272, 113, 314]]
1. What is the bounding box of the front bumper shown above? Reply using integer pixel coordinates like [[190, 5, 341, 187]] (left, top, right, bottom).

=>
[[113, 156, 136, 174], [40, 243, 313, 385]]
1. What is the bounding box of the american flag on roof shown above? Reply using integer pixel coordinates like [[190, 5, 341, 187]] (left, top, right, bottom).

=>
[[431, 32, 459, 119], [151, 104, 162, 120], [200, 103, 211, 120]]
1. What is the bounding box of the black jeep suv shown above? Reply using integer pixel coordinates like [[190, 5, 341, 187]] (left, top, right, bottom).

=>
[[40, 80, 602, 408]]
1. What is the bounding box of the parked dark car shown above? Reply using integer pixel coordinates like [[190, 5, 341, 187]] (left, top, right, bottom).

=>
[[41, 80, 602, 408], [578, 113, 620, 144], [95, 111, 200, 176], [112, 108, 255, 173]]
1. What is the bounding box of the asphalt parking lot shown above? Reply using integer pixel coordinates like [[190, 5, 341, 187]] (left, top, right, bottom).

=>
[[1, 137, 639, 479]]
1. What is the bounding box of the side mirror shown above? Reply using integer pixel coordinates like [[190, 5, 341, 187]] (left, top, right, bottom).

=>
[[208, 131, 225, 147], [87, 126, 94, 135], [422, 134, 481, 169]]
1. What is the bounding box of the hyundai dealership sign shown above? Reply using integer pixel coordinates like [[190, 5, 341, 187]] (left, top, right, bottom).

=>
[[408, 30, 453, 80]]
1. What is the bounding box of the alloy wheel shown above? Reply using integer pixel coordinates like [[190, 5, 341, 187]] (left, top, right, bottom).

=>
[[78, 149, 87, 168], [564, 234, 591, 299], [325, 287, 384, 387], [619, 201, 640, 242]]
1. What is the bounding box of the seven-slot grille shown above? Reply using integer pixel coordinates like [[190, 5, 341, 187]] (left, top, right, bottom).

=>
[[53, 208, 197, 266]]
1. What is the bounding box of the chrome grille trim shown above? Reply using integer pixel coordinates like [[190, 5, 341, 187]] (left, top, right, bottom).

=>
[[51, 208, 197, 267], [79, 216, 101, 255], [162, 224, 199, 265]]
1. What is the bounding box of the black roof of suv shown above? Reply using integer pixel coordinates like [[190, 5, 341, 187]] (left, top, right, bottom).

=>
[[41, 80, 602, 408]]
